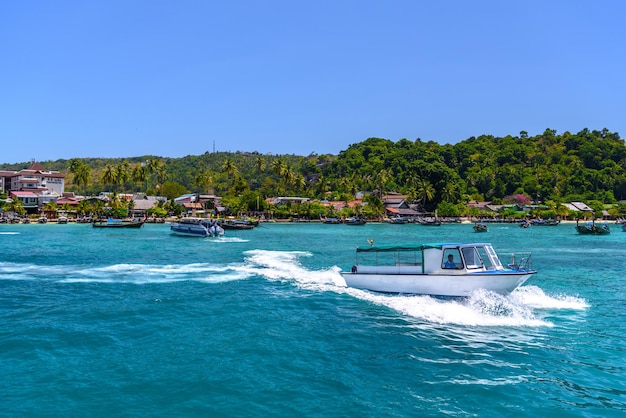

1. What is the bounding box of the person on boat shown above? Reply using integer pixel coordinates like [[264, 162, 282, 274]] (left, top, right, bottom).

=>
[[444, 254, 457, 269]]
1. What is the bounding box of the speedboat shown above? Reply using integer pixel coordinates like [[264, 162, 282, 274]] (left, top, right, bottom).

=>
[[92, 217, 145, 228], [345, 217, 367, 225], [341, 242, 536, 297], [217, 219, 255, 230], [170, 218, 224, 237]]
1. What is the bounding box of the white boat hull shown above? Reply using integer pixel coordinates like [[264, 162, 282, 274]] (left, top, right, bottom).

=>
[[341, 271, 532, 297]]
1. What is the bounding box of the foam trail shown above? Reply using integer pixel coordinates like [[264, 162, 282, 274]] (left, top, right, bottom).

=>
[[237, 250, 345, 292], [508, 285, 589, 309], [64, 262, 253, 284]]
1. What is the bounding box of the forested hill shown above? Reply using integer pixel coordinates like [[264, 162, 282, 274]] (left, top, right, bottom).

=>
[[3, 128, 625, 209]]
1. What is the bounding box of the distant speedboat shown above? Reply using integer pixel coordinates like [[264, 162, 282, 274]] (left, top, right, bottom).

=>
[[170, 218, 224, 237], [322, 217, 342, 224], [345, 217, 367, 225], [341, 242, 535, 297], [531, 219, 560, 226], [92, 217, 145, 229], [218, 219, 256, 230]]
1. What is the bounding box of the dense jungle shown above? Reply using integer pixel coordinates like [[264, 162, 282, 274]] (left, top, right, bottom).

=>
[[2, 128, 625, 218]]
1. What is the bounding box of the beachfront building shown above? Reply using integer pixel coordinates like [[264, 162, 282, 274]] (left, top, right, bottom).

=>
[[382, 195, 420, 219], [1, 162, 65, 214]]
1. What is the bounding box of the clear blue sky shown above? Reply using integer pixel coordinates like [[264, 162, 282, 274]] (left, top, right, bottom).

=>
[[2, 0, 624, 164]]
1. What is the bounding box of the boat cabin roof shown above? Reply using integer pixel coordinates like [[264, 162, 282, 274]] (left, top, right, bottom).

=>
[[355, 243, 490, 253]]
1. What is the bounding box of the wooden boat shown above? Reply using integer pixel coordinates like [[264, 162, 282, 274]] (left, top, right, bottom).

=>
[[218, 219, 255, 230], [322, 217, 342, 224], [531, 219, 560, 226], [37, 217, 47, 224], [383, 216, 406, 224], [419, 218, 442, 226], [473, 223, 488, 232], [170, 218, 224, 237], [341, 242, 535, 297], [575, 219, 610, 235], [92, 218, 145, 228]]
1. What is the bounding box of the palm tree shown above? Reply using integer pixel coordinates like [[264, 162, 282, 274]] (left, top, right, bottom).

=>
[[374, 169, 391, 198], [115, 161, 130, 193], [283, 164, 295, 191], [5, 198, 26, 216], [195, 170, 213, 194], [417, 178, 436, 209], [44, 200, 58, 217], [255, 156, 265, 173], [271, 158, 286, 177], [155, 165, 167, 187], [222, 158, 238, 177], [441, 183, 457, 203], [75, 164, 91, 196], [295, 174, 307, 193], [132, 164, 149, 190], [68, 159, 91, 196], [146, 158, 167, 190], [77, 200, 91, 217], [101, 164, 117, 191]]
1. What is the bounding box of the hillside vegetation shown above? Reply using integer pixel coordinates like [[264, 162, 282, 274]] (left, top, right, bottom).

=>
[[4, 128, 625, 216]]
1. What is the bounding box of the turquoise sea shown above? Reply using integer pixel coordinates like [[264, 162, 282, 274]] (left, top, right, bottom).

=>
[[1, 221, 624, 417]]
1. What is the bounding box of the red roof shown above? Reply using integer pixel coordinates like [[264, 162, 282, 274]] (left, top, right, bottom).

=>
[[10, 191, 38, 197], [56, 198, 79, 205]]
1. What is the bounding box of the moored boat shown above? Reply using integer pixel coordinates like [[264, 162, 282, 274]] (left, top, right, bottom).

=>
[[383, 216, 406, 224], [322, 217, 342, 224], [170, 218, 224, 237], [531, 218, 560, 226], [345, 217, 367, 225], [341, 242, 535, 297], [218, 219, 256, 230], [575, 219, 610, 235], [473, 223, 488, 232], [57, 216, 68, 224], [92, 217, 145, 228], [418, 217, 442, 226]]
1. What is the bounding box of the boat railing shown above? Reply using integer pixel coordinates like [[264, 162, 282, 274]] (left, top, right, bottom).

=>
[[352, 265, 423, 274], [508, 252, 532, 271]]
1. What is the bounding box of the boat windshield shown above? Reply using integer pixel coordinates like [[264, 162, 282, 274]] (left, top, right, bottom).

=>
[[481, 245, 502, 269], [461, 247, 482, 269]]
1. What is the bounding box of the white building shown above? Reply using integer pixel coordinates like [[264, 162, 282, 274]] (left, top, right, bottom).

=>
[[1, 162, 65, 213]]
